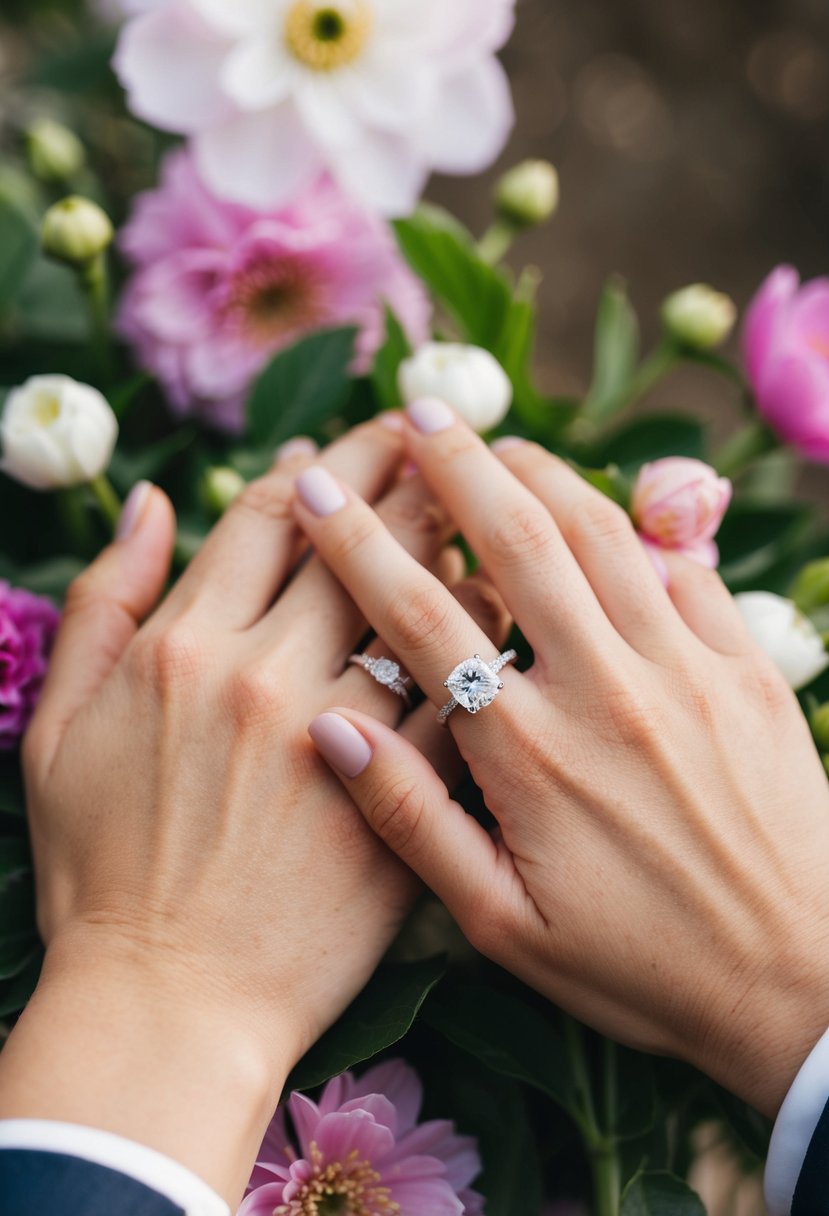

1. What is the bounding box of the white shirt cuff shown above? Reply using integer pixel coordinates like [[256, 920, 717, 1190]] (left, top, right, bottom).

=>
[[765, 1027, 829, 1216], [0, 1120, 230, 1216]]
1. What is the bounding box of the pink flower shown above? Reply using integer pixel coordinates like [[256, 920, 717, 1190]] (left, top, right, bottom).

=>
[[117, 149, 431, 432], [632, 457, 732, 568], [112, 0, 515, 215], [0, 583, 59, 750], [239, 1059, 484, 1216], [741, 266, 829, 463]]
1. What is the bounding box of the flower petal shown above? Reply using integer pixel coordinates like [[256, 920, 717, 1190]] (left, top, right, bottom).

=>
[[740, 265, 799, 388], [195, 105, 320, 209], [330, 129, 428, 217], [350, 1060, 423, 1134], [416, 56, 514, 174], [220, 33, 299, 111], [313, 1109, 397, 1166]]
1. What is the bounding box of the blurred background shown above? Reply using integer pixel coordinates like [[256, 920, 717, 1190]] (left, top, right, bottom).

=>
[[1, 0, 828, 496]]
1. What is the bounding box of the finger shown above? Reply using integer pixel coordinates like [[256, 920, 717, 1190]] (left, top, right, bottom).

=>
[[29, 482, 176, 767], [164, 418, 404, 631], [492, 440, 693, 660], [307, 709, 526, 936], [293, 469, 527, 728], [661, 551, 755, 656], [401, 399, 613, 663]]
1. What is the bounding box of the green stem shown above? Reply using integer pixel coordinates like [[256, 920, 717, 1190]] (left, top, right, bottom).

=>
[[79, 253, 113, 382], [713, 420, 779, 479], [563, 1018, 623, 1216], [593, 1140, 622, 1216], [624, 342, 677, 408], [58, 487, 95, 556], [477, 219, 519, 266], [89, 474, 122, 534]]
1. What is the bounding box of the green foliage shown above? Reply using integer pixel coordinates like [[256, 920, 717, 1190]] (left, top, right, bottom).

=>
[[621, 1171, 706, 1216], [371, 307, 411, 412], [584, 278, 640, 422], [248, 327, 358, 448]]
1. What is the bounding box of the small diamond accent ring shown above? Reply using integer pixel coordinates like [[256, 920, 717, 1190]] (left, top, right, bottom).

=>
[[438, 650, 518, 725], [349, 654, 413, 708]]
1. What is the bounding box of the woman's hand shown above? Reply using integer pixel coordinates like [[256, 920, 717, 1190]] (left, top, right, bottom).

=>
[[0, 418, 509, 1205], [295, 399, 829, 1119]]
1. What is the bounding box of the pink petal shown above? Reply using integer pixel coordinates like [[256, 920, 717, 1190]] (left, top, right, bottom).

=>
[[314, 1110, 397, 1166], [287, 1092, 324, 1157], [756, 351, 829, 462], [740, 265, 799, 387], [350, 1061, 423, 1135], [389, 1177, 466, 1215], [393, 1122, 481, 1190], [340, 1094, 400, 1134], [237, 1181, 287, 1216]]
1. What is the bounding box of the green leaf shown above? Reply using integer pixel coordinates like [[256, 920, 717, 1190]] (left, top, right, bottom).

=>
[[248, 327, 358, 448], [584, 278, 640, 423], [370, 307, 411, 412], [0, 950, 42, 1018], [110, 428, 197, 492], [621, 1170, 706, 1216], [13, 557, 83, 601], [718, 503, 815, 591], [584, 414, 706, 472], [0, 870, 36, 942], [0, 199, 38, 311], [0, 938, 39, 982], [287, 956, 446, 1094], [0, 837, 31, 889], [424, 984, 578, 1118], [0, 760, 25, 818], [15, 257, 90, 341]]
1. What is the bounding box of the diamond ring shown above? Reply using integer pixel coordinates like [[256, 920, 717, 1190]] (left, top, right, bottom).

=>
[[349, 654, 413, 708], [438, 650, 518, 724]]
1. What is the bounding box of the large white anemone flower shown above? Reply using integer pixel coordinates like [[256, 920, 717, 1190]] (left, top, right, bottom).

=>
[[114, 0, 516, 215]]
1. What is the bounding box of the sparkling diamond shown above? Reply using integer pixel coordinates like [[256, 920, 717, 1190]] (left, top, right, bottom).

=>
[[445, 656, 501, 713], [371, 658, 400, 687]]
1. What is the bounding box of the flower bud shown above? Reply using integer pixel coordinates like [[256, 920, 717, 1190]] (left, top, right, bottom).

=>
[[631, 457, 732, 551], [811, 703, 829, 752], [398, 342, 512, 433], [495, 159, 560, 229], [734, 591, 829, 691], [25, 119, 85, 183], [790, 558, 829, 614], [661, 284, 737, 351], [0, 374, 118, 490], [202, 466, 245, 516], [41, 196, 113, 267]]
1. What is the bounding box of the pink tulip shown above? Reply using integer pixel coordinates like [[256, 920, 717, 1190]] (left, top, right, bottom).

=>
[[632, 457, 732, 568], [742, 265, 829, 463]]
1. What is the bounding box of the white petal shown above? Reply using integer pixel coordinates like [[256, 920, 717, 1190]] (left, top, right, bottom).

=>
[[187, 0, 280, 36], [338, 45, 430, 131], [294, 77, 365, 147], [219, 33, 298, 110], [113, 3, 232, 132], [330, 130, 428, 217], [194, 106, 321, 209], [416, 56, 514, 174]]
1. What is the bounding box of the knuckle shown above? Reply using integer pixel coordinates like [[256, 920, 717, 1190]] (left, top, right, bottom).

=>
[[366, 776, 428, 858], [491, 505, 555, 567], [233, 473, 293, 524], [326, 510, 379, 565], [384, 583, 456, 654], [62, 568, 100, 617], [743, 657, 794, 718], [132, 623, 206, 692], [567, 496, 634, 551], [224, 666, 282, 733]]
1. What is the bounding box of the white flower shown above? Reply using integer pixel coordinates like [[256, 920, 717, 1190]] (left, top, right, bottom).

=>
[[661, 284, 737, 351], [496, 159, 559, 228], [735, 591, 829, 691], [0, 375, 118, 490], [398, 342, 512, 432], [113, 0, 516, 215]]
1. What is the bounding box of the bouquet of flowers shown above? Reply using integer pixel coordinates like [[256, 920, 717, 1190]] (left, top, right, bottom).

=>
[[1, 2, 828, 1212]]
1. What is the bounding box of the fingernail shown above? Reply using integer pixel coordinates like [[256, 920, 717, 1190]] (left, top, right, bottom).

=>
[[309, 713, 373, 779], [295, 467, 347, 517], [491, 436, 525, 454], [275, 437, 318, 464], [117, 481, 152, 542], [378, 411, 404, 432], [406, 396, 455, 435]]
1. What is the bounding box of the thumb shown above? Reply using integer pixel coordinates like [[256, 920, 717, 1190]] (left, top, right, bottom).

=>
[[30, 481, 176, 766], [307, 708, 507, 935]]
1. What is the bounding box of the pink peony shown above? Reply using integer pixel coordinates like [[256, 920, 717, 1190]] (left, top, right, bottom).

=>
[[239, 1059, 484, 1216], [742, 265, 829, 463], [117, 149, 431, 432], [113, 0, 515, 215], [0, 582, 60, 750], [631, 457, 732, 569]]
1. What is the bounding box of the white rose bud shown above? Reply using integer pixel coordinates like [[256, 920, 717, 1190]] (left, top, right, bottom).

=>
[[0, 374, 118, 490], [41, 196, 113, 267], [496, 160, 560, 229], [398, 343, 513, 433], [661, 284, 737, 351], [202, 466, 245, 516], [735, 591, 829, 691], [26, 119, 85, 183]]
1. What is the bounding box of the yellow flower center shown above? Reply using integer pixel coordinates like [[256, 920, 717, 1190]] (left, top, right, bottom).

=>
[[273, 1143, 400, 1216], [284, 0, 373, 72], [31, 393, 61, 427]]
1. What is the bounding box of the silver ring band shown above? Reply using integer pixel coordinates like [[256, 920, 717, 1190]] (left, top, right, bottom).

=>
[[349, 654, 412, 708], [438, 649, 517, 725]]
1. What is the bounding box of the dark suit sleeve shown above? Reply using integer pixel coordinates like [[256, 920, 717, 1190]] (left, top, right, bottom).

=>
[[792, 1099, 829, 1216], [0, 1149, 185, 1216]]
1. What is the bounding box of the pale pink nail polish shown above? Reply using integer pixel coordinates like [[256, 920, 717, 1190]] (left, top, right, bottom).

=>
[[296, 467, 347, 517], [491, 436, 525, 454], [117, 481, 152, 542], [275, 437, 318, 463], [309, 713, 373, 778], [406, 397, 455, 434], [378, 411, 404, 432]]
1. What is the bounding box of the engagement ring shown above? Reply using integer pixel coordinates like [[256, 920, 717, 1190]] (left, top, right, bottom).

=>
[[349, 654, 413, 708], [438, 650, 517, 724]]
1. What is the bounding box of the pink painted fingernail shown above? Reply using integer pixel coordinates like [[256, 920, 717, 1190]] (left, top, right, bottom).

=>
[[378, 411, 404, 432], [406, 397, 455, 434], [309, 713, 373, 778], [296, 467, 347, 517], [117, 481, 152, 542], [491, 436, 525, 454], [275, 437, 318, 463]]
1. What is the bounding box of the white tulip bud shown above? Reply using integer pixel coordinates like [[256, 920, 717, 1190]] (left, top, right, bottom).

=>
[[41, 196, 113, 267], [0, 375, 118, 490], [495, 160, 560, 228], [26, 119, 85, 183], [398, 343, 512, 433], [661, 284, 737, 351], [735, 591, 828, 691]]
